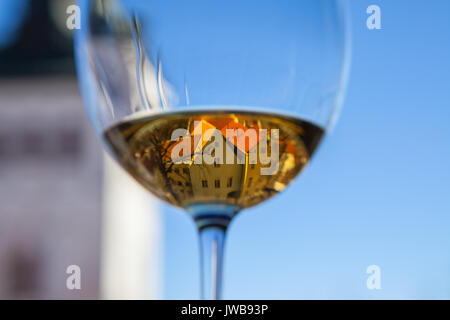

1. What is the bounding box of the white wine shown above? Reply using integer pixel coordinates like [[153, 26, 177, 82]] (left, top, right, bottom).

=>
[[103, 110, 324, 210]]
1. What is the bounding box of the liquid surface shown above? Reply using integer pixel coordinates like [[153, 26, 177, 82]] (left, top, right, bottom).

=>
[[103, 110, 324, 210]]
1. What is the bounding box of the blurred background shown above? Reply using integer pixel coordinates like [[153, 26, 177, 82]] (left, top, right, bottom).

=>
[[0, 0, 450, 300], [0, 0, 162, 299]]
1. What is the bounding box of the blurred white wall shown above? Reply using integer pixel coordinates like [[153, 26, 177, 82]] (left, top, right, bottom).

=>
[[0, 76, 102, 299], [101, 154, 163, 299]]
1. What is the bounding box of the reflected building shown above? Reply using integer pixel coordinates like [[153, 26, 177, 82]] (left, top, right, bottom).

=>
[[104, 108, 313, 231]]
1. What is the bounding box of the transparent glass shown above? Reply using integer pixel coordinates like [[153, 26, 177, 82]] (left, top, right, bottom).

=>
[[75, 0, 350, 299]]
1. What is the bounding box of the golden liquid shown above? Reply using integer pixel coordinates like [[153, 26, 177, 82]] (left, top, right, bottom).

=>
[[103, 110, 324, 210]]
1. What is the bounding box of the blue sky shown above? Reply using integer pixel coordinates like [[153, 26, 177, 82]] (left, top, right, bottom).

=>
[[0, 0, 28, 48], [162, 0, 450, 299]]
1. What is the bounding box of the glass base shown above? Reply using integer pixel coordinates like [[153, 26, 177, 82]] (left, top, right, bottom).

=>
[[187, 203, 240, 230]]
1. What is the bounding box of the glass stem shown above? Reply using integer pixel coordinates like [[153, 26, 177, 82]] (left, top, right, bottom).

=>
[[188, 203, 238, 300], [199, 226, 227, 300]]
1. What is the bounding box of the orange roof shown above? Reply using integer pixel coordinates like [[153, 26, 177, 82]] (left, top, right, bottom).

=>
[[192, 119, 216, 155], [219, 119, 263, 153], [164, 117, 270, 161]]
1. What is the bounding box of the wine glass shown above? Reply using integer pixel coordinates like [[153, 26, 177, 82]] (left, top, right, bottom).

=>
[[75, 0, 350, 299]]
